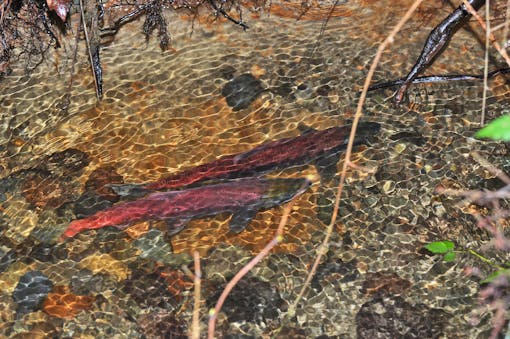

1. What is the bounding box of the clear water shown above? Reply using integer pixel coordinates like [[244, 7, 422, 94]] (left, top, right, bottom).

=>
[[0, 0, 509, 337]]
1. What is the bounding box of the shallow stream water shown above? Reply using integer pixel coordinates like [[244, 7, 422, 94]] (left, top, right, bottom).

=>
[[1, 0, 510, 337]]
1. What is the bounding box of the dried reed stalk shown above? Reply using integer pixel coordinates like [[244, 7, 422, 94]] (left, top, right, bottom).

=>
[[207, 184, 305, 338], [190, 251, 201, 339], [289, 0, 427, 316], [463, 0, 510, 66]]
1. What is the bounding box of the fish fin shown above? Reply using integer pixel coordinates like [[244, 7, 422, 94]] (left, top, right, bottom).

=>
[[165, 218, 191, 236], [229, 209, 258, 233], [356, 122, 381, 141], [297, 124, 317, 135], [314, 153, 339, 184], [107, 184, 149, 198]]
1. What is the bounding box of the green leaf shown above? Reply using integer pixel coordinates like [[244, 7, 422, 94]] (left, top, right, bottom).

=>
[[443, 240, 454, 251], [425, 241, 455, 254], [443, 251, 456, 262], [475, 115, 510, 141], [481, 269, 510, 284]]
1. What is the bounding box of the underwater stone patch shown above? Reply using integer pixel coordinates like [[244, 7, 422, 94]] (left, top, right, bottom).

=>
[[12, 270, 53, 317], [221, 73, 265, 111], [207, 276, 285, 326], [356, 295, 448, 338]]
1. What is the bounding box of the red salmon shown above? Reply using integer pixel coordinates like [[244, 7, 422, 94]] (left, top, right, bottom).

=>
[[111, 122, 380, 197], [62, 177, 311, 239]]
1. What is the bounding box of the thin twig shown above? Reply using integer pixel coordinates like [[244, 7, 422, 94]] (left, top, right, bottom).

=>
[[191, 251, 201, 339], [79, 0, 101, 101], [481, 0, 491, 125], [437, 184, 510, 203], [437, 167, 510, 253], [288, 0, 427, 314], [208, 0, 248, 30], [471, 151, 510, 184], [463, 0, 510, 66], [207, 195, 300, 338], [308, 0, 340, 58], [368, 67, 510, 91], [503, 0, 510, 47], [100, 4, 149, 37], [0, 0, 11, 26], [66, 9, 82, 96]]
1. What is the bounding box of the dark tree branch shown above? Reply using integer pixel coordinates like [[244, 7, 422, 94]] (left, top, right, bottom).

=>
[[369, 67, 510, 91], [208, 0, 248, 30], [394, 0, 486, 104]]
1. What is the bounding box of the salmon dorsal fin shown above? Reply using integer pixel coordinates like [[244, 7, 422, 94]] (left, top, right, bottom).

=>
[[166, 217, 191, 236]]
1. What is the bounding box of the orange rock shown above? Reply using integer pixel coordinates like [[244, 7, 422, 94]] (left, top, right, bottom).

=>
[[42, 286, 95, 319]]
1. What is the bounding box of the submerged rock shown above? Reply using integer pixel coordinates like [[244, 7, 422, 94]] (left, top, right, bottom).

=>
[[21, 171, 74, 209], [206, 275, 285, 325], [137, 309, 188, 338], [15, 148, 90, 209], [73, 191, 114, 219], [356, 295, 448, 338], [45, 148, 90, 177], [13, 270, 53, 317], [221, 73, 265, 111]]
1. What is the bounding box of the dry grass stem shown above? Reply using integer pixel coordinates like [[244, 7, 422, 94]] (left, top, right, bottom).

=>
[[288, 0, 427, 314], [79, 0, 101, 101], [190, 251, 202, 339], [463, 0, 510, 67], [471, 151, 510, 184], [481, 0, 491, 125], [0, 0, 11, 25], [207, 190, 303, 338], [437, 185, 510, 202], [503, 0, 510, 46]]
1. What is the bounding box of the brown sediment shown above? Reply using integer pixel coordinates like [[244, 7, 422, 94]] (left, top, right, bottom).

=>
[[264, 1, 354, 21]]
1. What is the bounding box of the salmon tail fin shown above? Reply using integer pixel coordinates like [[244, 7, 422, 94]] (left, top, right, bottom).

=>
[[61, 218, 95, 240], [314, 121, 381, 184], [357, 121, 381, 134], [107, 183, 150, 198]]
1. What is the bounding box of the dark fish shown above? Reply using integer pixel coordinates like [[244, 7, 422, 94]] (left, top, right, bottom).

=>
[[61, 177, 311, 239], [111, 122, 380, 197]]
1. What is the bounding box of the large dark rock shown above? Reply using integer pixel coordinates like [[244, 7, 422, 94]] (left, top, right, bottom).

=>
[[356, 295, 448, 338], [207, 275, 285, 325], [221, 73, 265, 111], [12, 270, 53, 317]]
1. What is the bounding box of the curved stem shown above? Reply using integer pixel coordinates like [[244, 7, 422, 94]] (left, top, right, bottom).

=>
[[288, 0, 427, 316]]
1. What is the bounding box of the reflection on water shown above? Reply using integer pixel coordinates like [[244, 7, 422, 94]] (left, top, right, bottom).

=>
[[0, 0, 509, 336]]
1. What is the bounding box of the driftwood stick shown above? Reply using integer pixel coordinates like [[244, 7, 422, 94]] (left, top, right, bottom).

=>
[[368, 67, 510, 91], [79, 0, 103, 100], [394, 0, 486, 104]]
